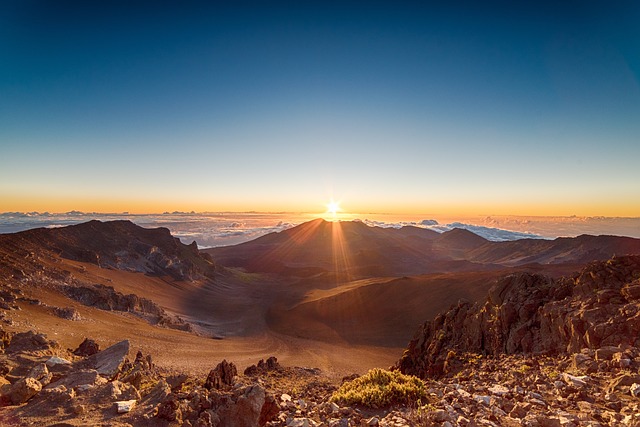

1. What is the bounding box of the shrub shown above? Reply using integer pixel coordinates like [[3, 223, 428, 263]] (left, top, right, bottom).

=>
[[330, 368, 427, 408]]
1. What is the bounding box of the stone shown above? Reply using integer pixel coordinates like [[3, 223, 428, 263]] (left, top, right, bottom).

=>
[[116, 399, 136, 413], [90, 339, 129, 378], [157, 395, 181, 422], [288, 419, 310, 427], [205, 359, 237, 390], [433, 410, 450, 422], [216, 384, 268, 427], [562, 373, 588, 388], [27, 363, 52, 387], [54, 306, 82, 321], [281, 393, 292, 402], [166, 373, 188, 391], [595, 346, 621, 361], [488, 384, 509, 396], [474, 395, 490, 406], [109, 380, 140, 401], [49, 368, 106, 390], [607, 373, 640, 393], [9, 377, 42, 404], [630, 383, 640, 398], [73, 337, 100, 356], [571, 353, 596, 372], [5, 331, 58, 354], [45, 356, 72, 367]]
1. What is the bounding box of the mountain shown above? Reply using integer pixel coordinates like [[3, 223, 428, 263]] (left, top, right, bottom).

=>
[[0, 220, 216, 281], [204, 219, 494, 278], [205, 219, 640, 278]]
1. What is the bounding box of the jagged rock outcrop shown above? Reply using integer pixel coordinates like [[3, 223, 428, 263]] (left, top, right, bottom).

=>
[[398, 256, 640, 378], [205, 359, 238, 390], [62, 283, 194, 332]]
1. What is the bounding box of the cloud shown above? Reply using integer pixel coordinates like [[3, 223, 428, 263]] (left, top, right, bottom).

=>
[[360, 218, 544, 241], [2, 211, 640, 247]]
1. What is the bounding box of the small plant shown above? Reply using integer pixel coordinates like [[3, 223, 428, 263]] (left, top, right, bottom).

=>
[[330, 368, 427, 408]]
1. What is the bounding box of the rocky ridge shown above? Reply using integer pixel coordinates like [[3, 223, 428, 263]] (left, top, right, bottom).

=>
[[398, 255, 640, 379], [0, 220, 216, 282]]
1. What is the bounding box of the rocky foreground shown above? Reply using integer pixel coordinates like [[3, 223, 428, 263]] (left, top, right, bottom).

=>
[[2, 328, 640, 426]]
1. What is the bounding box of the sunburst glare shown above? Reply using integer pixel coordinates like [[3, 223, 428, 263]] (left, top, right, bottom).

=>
[[326, 200, 341, 217]]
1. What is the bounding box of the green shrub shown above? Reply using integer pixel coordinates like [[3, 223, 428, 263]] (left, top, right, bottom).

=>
[[330, 368, 427, 408]]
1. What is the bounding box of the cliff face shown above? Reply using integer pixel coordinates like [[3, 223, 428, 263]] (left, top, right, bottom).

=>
[[398, 255, 640, 378]]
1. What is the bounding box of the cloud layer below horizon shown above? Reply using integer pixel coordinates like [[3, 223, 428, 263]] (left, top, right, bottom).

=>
[[2, 212, 639, 248]]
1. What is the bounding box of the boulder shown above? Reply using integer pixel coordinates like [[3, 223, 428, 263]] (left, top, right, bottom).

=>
[[5, 331, 58, 354], [217, 384, 268, 427], [9, 377, 42, 404], [54, 306, 82, 321], [27, 363, 52, 387], [83, 339, 129, 379], [73, 337, 100, 357], [205, 359, 237, 390]]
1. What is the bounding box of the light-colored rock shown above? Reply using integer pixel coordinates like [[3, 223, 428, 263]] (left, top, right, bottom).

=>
[[46, 356, 72, 367], [116, 399, 137, 413], [630, 383, 640, 398], [92, 339, 130, 378], [281, 393, 292, 402], [488, 384, 509, 396], [474, 395, 490, 406], [329, 401, 339, 413], [27, 363, 52, 386], [562, 373, 589, 388]]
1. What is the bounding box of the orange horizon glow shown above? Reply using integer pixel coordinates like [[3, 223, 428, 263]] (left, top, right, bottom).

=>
[[1, 192, 640, 218]]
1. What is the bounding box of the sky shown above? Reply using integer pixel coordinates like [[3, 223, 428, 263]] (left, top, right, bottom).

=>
[[1, 1, 640, 216]]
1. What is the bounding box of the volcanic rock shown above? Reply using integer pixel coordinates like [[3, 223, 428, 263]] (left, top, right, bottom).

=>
[[80, 339, 130, 379], [205, 359, 238, 390], [9, 377, 42, 404], [398, 256, 640, 378], [73, 337, 100, 357]]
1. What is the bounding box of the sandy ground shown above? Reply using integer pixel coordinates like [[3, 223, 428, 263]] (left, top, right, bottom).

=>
[[4, 259, 403, 380]]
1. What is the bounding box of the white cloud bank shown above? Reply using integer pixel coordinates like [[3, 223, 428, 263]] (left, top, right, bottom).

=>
[[1, 212, 639, 248]]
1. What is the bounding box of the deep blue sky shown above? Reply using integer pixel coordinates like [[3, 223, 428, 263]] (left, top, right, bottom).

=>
[[2, 1, 639, 215]]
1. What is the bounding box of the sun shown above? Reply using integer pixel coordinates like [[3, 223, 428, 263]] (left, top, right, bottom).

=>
[[326, 200, 341, 216]]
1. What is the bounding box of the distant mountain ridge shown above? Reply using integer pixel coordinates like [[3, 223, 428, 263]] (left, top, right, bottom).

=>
[[205, 219, 640, 278]]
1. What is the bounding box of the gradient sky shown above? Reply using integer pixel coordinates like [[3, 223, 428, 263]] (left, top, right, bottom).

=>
[[1, 1, 639, 216]]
